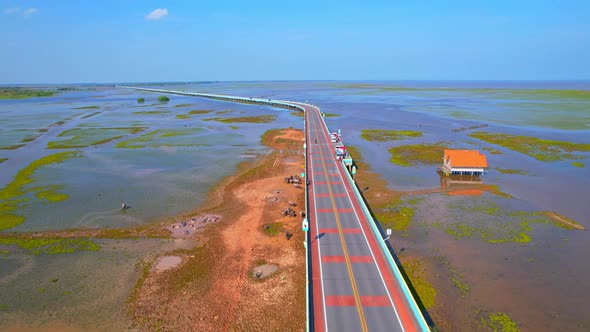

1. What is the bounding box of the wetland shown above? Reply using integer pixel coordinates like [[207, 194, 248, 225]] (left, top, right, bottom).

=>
[[1, 81, 589, 331]]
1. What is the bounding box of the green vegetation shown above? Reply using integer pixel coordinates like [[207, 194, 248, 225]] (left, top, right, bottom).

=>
[[0, 88, 56, 99], [80, 111, 102, 119], [158, 96, 170, 102], [137, 98, 145, 103], [572, 161, 585, 168], [116, 128, 204, 149], [48, 127, 147, 149], [291, 111, 304, 117], [481, 312, 520, 332], [230, 126, 239, 130], [204, 115, 277, 124], [263, 222, 283, 236], [483, 147, 503, 155], [402, 259, 436, 309], [0, 158, 7, 164], [449, 269, 470, 296], [336, 84, 590, 101], [0, 237, 100, 255], [176, 114, 191, 119], [0, 144, 25, 150], [389, 143, 448, 166], [495, 168, 528, 175], [174, 103, 193, 108], [469, 132, 590, 162], [132, 110, 171, 115], [71, 105, 100, 110], [0, 152, 80, 230], [376, 205, 414, 231], [323, 113, 340, 117], [33, 185, 69, 202], [361, 129, 422, 142], [189, 110, 212, 115]]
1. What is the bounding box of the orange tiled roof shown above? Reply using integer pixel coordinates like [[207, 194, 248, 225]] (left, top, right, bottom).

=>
[[444, 149, 488, 168]]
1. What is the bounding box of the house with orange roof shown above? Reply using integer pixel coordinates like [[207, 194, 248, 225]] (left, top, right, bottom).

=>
[[441, 149, 488, 176]]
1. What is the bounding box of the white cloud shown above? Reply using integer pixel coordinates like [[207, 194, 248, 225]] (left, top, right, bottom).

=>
[[23, 7, 39, 18], [3, 7, 20, 15], [145, 8, 168, 21]]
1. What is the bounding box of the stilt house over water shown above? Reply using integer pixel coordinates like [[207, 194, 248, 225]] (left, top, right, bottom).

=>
[[441, 149, 488, 176]]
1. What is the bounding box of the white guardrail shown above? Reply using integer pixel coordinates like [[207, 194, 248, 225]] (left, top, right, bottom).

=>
[[117, 86, 429, 332]]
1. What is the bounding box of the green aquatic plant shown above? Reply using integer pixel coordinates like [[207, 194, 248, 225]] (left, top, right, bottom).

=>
[[132, 110, 171, 115], [116, 128, 204, 149], [291, 111, 304, 117], [137, 97, 145, 103], [158, 96, 170, 102], [469, 132, 590, 162], [71, 105, 100, 110], [176, 114, 191, 119], [33, 185, 69, 202], [481, 312, 520, 332], [389, 143, 448, 166], [0, 158, 7, 164], [0, 237, 100, 255], [495, 168, 528, 175], [189, 110, 212, 115], [449, 269, 470, 296], [361, 129, 422, 142], [203, 115, 276, 123], [80, 111, 102, 119], [0, 152, 80, 230], [0, 88, 56, 99], [571, 161, 584, 168], [174, 103, 193, 108], [401, 258, 436, 309], [48, 127, 147, 149], [323, 113, 340, 117]]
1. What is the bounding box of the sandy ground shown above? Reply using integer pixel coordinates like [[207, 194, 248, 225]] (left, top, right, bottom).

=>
[[128, 128, 306, 331]]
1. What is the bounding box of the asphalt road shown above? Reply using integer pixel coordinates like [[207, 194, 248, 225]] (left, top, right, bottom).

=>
[[296, 102, 427, 332]]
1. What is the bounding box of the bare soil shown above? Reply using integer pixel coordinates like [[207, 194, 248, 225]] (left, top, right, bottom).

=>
[[127, 128, 306, 331]]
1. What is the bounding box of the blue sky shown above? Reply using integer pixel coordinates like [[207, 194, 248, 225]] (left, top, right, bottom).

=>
[[1, 0, 589, 83]]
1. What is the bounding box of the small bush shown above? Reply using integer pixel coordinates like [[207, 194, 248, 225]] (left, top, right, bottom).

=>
[[137, 98, 145, 103], [158, 96, 170, 102]]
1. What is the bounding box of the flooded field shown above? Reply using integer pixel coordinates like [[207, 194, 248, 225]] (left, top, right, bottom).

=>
[[1, 81, 589, 330]]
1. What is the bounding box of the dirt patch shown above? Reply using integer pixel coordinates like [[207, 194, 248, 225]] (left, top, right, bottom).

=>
[[154, 255, 183, 272], [543, 211, 585, 230], [253, 264, 279, 279]]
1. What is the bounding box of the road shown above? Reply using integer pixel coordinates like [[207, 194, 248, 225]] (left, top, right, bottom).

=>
[[117, 86, 429, 331], [290, 101, 428, 332]]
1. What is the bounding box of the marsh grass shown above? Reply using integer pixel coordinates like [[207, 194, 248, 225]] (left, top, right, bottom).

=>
[[0, 158, 7, 164], [0, 152, 80, 230], [48, 127, 147, 149], [361, 129, 422, 142], [71, 105, 100, 110], [0, 88, 56, 99], [203, 115, 276, 123], [0, 237, 100, 255], [495, 168, 528, 175], [389, 143, 448, 166], [115, 128, 204, 149], [132, 110, 171, 115], [470, 131, 590, 161], [481, 312, 520, 332]]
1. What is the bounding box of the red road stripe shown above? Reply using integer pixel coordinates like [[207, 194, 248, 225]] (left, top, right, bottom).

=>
[[319, 228, 361, 234], [325, 296, 391, 307], [316, 193, 346, 197], [317, 208, 353, 213], [322, 255, 373, 263]]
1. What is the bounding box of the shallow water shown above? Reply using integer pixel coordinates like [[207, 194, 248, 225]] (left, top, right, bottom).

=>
[[1, 81, 589, 330]]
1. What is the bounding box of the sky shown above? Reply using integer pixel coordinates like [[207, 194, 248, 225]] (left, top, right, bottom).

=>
[[1, 0, 589, 83]]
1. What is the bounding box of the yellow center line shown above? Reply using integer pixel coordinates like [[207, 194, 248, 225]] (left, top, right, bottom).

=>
[[313, 112, 368, 332]]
